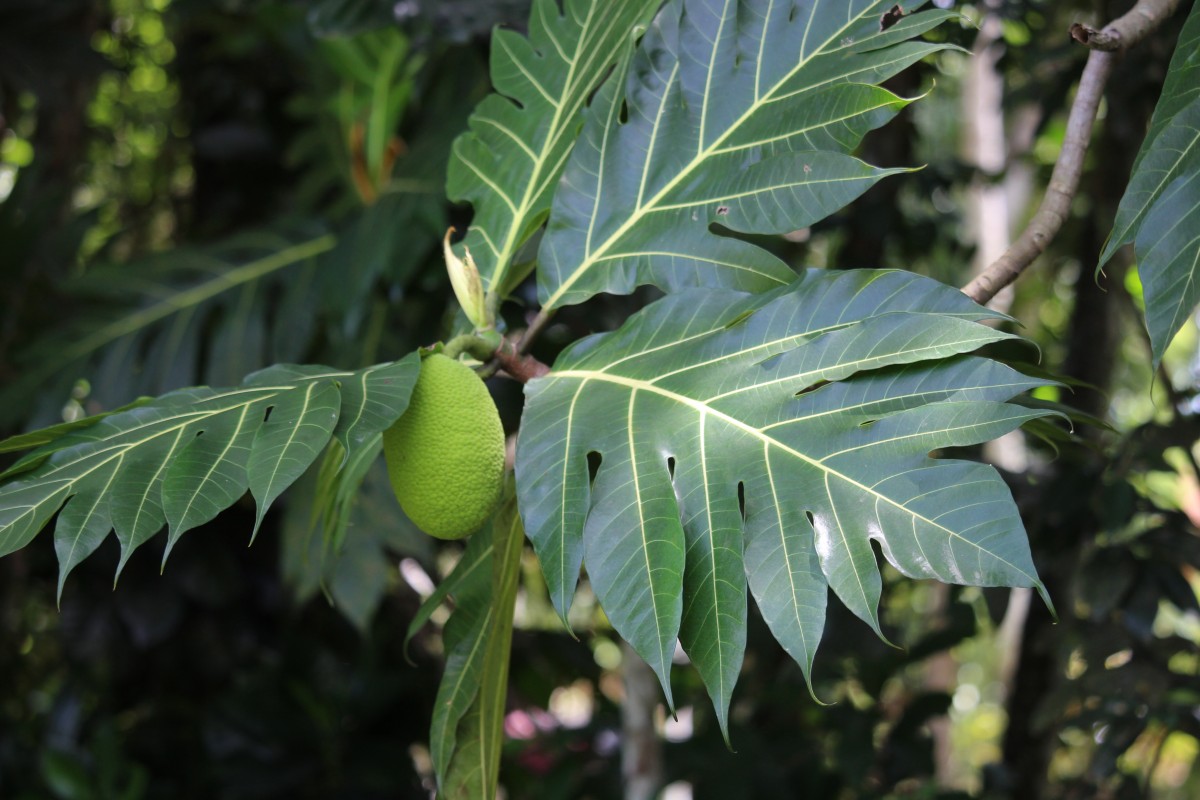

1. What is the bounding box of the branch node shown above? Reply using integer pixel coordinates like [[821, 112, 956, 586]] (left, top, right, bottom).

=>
[[1069, 22, 1122, 51], [493, 338, 550, 383]]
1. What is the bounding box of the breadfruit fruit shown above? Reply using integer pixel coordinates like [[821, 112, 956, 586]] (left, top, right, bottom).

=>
[[383, 353, 505, 539]]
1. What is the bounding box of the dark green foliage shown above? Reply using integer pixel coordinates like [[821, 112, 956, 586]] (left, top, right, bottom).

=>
[[2, 0, 1200, 798]]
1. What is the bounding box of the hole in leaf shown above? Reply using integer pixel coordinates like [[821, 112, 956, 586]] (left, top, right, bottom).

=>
[[870, 537, 886, 565], [667, 456, 676, 480], [879, 4, 905, 31], [805, 511, 815, 528], [795, 380, 829, 398], [858, 418, 877, 429], [715, 205, 730, 216], [618, 98, 630, 124], [585, 64, 617, 107], [737, 481, 746, 521], [262, 404, 274, 424], [587, 451, 602, 485]]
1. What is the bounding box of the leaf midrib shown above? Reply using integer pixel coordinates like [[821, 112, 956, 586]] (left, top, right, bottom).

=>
[[1, 376, 352, 535], [169, 403, 255, 532], [626, 388, 671, 678], [1109, 118, 1200, 258], [548, 369, 1040, 584], [542, 2, 886, 308], [255, 382, 325, 504], [476, 0, 635, 294]]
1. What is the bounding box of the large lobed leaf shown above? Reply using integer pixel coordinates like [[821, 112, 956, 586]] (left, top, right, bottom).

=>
[[446, 0, 664, 297], [1100, 1, 1200, 364], [536, 0, 958, 309], [0, 356, 420, 598], [516, 269, 1054, 739]]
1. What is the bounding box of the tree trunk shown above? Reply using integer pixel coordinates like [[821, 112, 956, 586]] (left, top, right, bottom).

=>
[[621, 641, 664, 800]]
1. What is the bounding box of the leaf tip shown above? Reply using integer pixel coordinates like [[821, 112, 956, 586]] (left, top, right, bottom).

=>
[[798, 664, 834, 707], [1035, 582, 1058, 622], [658, 672, 676, 716], [113, 553, 132, 590], [557, 609, 579, 641], [401, 641, 418, 668], [863, 613, 900, 650], [249, 509, 267, 547], [160, 536, 179, 574]]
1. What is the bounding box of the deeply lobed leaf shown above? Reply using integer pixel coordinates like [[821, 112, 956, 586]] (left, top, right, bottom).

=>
[[0, 357, 420, 597], [536, 0, 958, 309], [516, 268, 1054, 739], [447, 0, 664, 297]]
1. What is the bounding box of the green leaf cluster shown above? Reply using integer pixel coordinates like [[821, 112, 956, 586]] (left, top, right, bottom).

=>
[[0, 0, 1068, 779]]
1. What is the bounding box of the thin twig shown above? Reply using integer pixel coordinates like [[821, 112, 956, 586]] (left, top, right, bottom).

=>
[[962, 0, 1184, 305], [480, 307, 554, 383]]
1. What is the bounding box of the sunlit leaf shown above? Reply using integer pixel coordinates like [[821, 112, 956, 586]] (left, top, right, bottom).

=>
[[447, 0, 664, 297], [247, 379, 342, 541], [1099, 3, 1200, 364], [516, 268, 1054, 738], [428, 529, 496, 784], [536, 0, 956, 308]]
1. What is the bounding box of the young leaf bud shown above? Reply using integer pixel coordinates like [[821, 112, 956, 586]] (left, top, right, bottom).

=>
[[443, 227, 491, 330]]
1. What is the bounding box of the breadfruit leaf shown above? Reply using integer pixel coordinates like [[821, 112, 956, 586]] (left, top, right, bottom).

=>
[[536, 0, 959, 309], [0, 356, 420, 597], [516, 269, 1055, 740], [446, 0, 665, 297]]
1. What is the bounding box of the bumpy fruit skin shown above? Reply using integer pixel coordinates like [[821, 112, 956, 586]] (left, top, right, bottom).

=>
[[382, 354, 505, 539]]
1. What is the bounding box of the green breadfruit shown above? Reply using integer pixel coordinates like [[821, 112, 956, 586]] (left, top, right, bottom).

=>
[[383, 353, 505, 539]]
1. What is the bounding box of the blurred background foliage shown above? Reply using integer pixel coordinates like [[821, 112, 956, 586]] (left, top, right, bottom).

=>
[[0, 0, 1198, 798]]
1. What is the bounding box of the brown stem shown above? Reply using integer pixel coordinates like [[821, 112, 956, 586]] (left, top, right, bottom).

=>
[[492, 337, 550, 383], [961, 50, 1113, 304], [961, 0, 1184, 305]]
